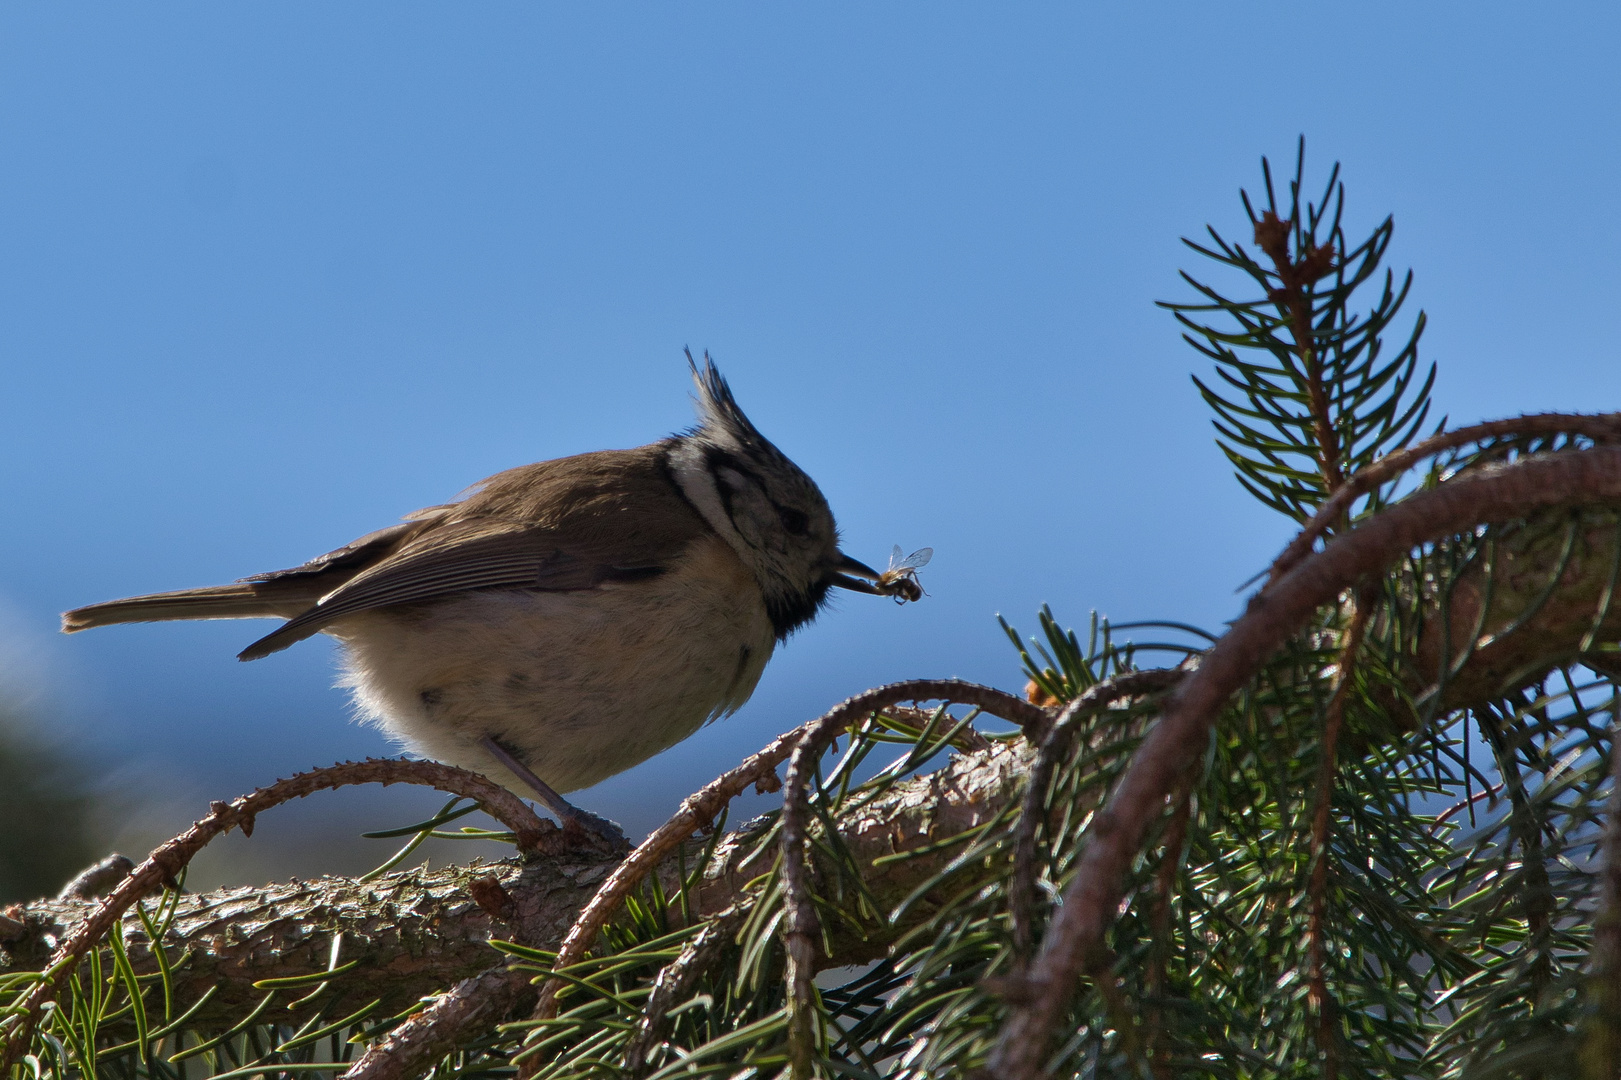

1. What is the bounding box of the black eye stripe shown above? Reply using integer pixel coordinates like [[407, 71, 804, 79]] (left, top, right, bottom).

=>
[[701, 450, 741, 518], [703, 447, 761, 492], [701, 445, 816, 542]]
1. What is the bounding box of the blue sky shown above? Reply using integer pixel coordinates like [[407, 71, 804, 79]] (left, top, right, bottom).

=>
[[3, 4, 1619, 878]]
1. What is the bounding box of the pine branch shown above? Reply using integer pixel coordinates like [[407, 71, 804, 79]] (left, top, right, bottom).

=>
[[1252, 206, 1344, 490], [1164, 140, 1435, 524], [1008, 669, 1185, 958], [776, 683, 1044, 1080], [988, 445, 1621, 1080], [0, 759, 556, 1073], [533, 680, 1044, 1024], [1, 735, 1037, 1075], [1305, 592, 1372, 1079], [1580, 706, 1621, 1075], [2, 859, 592, 1032], [1266, 411, 1621, 587], [1394, 506, 1621, 717]]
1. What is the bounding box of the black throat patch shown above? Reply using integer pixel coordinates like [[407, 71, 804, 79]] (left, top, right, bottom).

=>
[[765, 576, 833, 641]]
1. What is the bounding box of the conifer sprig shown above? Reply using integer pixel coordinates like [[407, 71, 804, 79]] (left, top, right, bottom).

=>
[[1163, 138, 1436, 522]]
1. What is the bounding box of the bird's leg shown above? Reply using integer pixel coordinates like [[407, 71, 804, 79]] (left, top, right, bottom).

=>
[[480, 736, 628, 851]]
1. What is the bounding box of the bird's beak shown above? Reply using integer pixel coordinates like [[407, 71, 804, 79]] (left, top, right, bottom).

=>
[[829, 551, 883, 594]]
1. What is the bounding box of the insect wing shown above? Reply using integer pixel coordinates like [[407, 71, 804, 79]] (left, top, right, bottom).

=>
[[894, 547, 933, 572]]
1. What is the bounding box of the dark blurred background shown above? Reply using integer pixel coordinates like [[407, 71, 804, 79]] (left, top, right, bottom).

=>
[[0, 701, 98, 903]]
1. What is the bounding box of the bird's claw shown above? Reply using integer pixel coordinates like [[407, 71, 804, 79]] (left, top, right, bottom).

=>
[[559, 807, 631, 854], [477, 735, 630, 853]]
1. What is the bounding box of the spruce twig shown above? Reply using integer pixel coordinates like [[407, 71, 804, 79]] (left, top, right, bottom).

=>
[[773, 681, 1045, 1080], [1304, 591, 1372, 1078], [989, 446, 1621, 1079], [1008, 669, 1184, 958]]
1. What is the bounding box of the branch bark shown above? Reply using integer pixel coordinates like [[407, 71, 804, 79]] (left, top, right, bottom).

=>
[[1413, 507, 1621, 712], [1, 739, 1034, 1065], [0, 758, 556, 1072], [1266, 412, 1621, 587], [987, 446, 1621, 1080]]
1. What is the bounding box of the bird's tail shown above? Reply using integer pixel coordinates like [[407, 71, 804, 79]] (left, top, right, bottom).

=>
[[62, 583, 315, 633]]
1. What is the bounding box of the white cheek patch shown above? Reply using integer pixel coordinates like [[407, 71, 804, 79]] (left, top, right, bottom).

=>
[[669, 442, 746, 552]]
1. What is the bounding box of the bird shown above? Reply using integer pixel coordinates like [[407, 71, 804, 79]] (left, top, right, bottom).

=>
[[61, 354, 920, 845]]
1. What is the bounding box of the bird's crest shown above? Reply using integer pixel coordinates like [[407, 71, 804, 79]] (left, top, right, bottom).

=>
[[685, 348, 785, 465]]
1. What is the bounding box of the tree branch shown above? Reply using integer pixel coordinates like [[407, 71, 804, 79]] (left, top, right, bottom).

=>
[[0, 759, 554, 1073], [1266, 412, 1621, 587], [1252, 208, 1344, 492], [528, 680, 1042, 1027], [987, 446, 1621, 1080], [1413, 507, 1621, 714], [1, 734, 1035, 1079], [773, 681, 1045, 1080], [1306, 593, 1371, 1080], [1008, 669, 1184, 958]]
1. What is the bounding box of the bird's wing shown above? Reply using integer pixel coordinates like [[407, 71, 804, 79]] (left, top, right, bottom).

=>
[[241, 508, 453, 585], [236, 520, 673, 661]]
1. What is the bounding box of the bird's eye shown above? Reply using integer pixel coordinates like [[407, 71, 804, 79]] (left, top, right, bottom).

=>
[[779, 508, 810, 536]]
